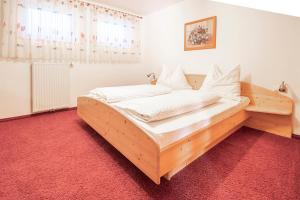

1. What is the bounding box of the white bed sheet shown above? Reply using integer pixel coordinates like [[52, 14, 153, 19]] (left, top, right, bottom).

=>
[[118, 97, 249, 135]]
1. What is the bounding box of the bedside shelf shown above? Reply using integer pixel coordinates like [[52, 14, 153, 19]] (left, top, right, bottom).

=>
[[241, 82, 294, 138], [245, 104, 293, 116]]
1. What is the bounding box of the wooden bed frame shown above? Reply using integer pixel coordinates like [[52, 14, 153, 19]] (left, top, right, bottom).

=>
[[77, 74, 293, 184]]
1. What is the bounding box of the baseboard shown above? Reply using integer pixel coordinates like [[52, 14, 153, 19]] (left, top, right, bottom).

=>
[[0, 107, 77, 122]]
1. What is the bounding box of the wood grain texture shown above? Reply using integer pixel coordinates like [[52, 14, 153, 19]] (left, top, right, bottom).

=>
[[185, 74, 293, 114], [156, 98, 250, 151], [161, 110, 249, 178], [77, 73, 294, 184], [77, 96, 249, 184], [241, 82, 293, 115], [77, 97, 161, 184], [245, 112, 293, 138], [240, 82, 293, 138], [184, 74, 294, 137], [185, 74, 206, 90]]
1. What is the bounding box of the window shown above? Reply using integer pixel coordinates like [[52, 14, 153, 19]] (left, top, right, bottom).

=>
[[25, 8, 73, 43], [97, 21, 134, 49], [1, 0, 141, 63]]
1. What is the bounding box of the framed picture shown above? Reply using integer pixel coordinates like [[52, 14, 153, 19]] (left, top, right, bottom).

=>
[[184, 16, 217, 51]]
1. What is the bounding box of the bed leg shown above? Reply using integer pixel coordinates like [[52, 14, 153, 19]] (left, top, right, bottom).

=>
[[163, 174, 172, 181], [163, 162, 187, 181]]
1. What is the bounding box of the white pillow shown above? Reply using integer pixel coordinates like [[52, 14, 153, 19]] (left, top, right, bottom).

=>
[[157, 65, 191, 90], [201, 65, 241, 98], [157, 65, 173, 86], [201, 65, 222, 90]]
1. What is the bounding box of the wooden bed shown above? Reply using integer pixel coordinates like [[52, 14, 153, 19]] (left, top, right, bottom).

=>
[[77, 74, 293, 184]]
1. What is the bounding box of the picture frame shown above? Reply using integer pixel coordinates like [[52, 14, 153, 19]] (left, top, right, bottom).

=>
[[184, 16, 217, 51]]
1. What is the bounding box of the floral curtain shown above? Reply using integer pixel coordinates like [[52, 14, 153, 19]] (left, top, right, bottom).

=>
[[89, 6, 141, 63], [0, 0, 141, 63]]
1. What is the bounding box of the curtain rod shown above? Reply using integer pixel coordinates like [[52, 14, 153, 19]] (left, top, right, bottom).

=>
[[80, 0, 143, 19]]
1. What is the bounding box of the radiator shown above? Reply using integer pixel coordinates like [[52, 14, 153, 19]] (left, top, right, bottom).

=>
[[31, 63, 70, 113]]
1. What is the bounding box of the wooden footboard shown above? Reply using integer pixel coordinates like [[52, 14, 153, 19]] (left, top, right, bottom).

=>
[[160, 110, 249, 180], [77, 96, 250, 184], [77, 97, 161, 184]]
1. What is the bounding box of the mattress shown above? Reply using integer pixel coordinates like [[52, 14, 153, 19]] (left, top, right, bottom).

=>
[[88, 90, 249, 137], [118, 96, 249, 136]]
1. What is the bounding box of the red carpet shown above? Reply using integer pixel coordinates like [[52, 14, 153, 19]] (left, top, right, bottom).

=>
[[0, 110, 300, 200]]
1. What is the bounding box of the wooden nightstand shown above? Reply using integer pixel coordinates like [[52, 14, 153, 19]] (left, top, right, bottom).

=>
[[242, 83, 294, 138]]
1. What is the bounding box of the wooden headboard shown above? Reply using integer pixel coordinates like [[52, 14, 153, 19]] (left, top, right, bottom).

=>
[[185, 74, 293, 115], [184, 73, 294, 137], [185, 74, 206, 90]]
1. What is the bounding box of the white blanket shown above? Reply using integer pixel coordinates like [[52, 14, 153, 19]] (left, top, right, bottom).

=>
[[114, 90, 221, 122], [89, 84, 172, 103]]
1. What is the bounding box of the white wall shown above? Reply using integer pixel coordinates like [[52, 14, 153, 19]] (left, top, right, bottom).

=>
[[143, 0, 300, 134], [0, 62, 31, 118], [0, 61, 149, 119], [69, 63, 149, 105]]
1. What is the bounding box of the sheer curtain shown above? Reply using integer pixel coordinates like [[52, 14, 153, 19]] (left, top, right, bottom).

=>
[[0, 0, 141, 63], [89, 7, 141, 63]]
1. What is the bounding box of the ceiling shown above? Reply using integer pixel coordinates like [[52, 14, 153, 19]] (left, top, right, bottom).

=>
[[91, 0, 300, 17], [92, 0, 183, 15], [211, 0, 300, 18]]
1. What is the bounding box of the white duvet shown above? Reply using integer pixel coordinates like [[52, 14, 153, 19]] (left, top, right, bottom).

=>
[[89, 84, 172, 103], [114, 90, 221, 122]]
